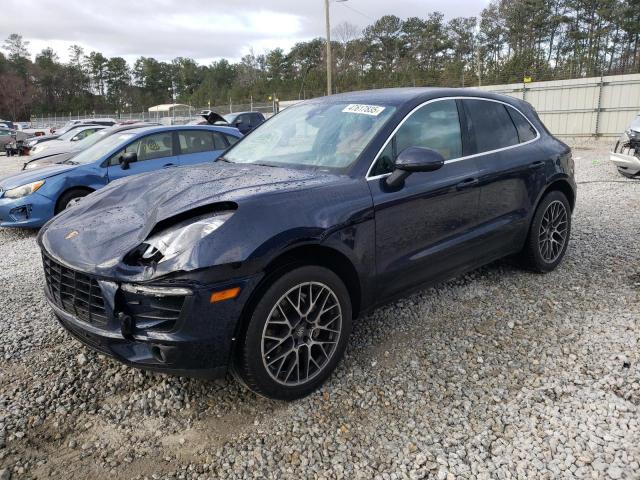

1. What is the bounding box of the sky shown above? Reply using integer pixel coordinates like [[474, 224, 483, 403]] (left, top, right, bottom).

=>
[[1, 0, 488, 65]]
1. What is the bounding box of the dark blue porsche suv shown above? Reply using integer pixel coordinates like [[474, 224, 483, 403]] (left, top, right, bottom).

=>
[[38, 88, 576, 400]]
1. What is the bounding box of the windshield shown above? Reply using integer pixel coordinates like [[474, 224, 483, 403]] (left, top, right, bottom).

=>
[[224, 102, 396, 171], [68, 133, 135, 164], [69, 129, 110, 152], [58, 128, 90, 141], [223, 114, 237, 123]]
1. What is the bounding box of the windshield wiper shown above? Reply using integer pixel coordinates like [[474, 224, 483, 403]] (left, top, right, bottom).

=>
[[217, 156, 234, 163]]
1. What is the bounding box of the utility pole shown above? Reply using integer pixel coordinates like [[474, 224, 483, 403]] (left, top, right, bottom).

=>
[[325, 0, 332, 96], [324, 0, 348, 96]]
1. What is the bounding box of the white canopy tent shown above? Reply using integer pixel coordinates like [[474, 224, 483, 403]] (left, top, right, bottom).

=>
[[148, 104, 194, 124]]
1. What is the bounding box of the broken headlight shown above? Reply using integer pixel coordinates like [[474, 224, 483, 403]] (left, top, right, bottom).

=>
[[136, 211, 234, 265]]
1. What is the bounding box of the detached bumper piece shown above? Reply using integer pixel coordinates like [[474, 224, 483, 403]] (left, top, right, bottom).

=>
[[610, 139, 640, 176]]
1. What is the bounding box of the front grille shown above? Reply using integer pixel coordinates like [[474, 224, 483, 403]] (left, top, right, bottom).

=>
[[42, 254, 107, 325]]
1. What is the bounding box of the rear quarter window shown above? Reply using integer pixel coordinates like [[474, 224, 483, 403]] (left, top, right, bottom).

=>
[[225, 134, 240, 146], [507, 107, 538, 143]]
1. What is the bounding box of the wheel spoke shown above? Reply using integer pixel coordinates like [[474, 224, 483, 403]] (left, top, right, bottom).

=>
[[264, 335, 291, 357], [267, 347, 294, 366], [284, 350, 299, 383]]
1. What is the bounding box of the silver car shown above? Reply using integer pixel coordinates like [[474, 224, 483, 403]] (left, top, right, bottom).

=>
[[0, 127, 29, 149], [610, 115, 640, 178]]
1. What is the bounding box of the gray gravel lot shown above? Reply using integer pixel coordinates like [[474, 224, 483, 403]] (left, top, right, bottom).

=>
[[0, 141, 638, 479]]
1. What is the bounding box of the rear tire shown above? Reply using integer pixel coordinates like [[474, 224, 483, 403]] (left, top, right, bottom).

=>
[[234, 265, 352, 400], [55, 189, 91, 214], [519, 190, 571, 273]]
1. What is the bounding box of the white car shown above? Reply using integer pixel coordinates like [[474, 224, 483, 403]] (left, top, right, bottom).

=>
[[610, 115, 640, 178], [29, 125, 105, 156]]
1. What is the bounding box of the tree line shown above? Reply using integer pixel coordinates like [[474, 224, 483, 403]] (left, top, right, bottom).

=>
[[1, 0, 639, 120]]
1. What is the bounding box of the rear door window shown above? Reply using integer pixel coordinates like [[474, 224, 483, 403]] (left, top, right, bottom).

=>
[[212, 132, 228, 150], [463, 99, 519, 153], [225, 134, 240, 146], [178, 130, 215, 154]]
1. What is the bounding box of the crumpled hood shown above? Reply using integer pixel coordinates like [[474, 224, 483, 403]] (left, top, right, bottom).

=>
[[39, 162, 343, 274], [0, 163, 77, 190]]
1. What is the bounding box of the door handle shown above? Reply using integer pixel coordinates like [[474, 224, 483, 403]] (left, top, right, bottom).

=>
[[163, 163, 176, 168], [529, 160, 545, 169], [456, 177, 479, 190]]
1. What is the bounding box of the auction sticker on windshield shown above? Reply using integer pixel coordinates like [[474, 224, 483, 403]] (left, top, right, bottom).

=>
[[342, 104, 386, 116]]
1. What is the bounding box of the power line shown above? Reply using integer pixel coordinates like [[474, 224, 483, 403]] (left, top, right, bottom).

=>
[[337, 2, 373, 21]]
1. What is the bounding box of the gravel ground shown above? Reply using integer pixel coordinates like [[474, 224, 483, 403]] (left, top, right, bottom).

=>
[[0, 141, 638, 480]]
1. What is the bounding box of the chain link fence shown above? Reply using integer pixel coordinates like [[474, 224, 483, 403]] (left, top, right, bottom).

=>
[[30, 102, 276, 130]]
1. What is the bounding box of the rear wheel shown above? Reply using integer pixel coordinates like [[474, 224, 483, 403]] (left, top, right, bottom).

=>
[[519, 190, 571, 273], [55, 189, 91, 214], [234, 266, 352, 400]]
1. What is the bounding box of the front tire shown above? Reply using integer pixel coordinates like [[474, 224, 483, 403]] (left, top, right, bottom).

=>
[[520, 190, 571, 273], [55, 189, 90, 214], [235, 266, 352, 400]]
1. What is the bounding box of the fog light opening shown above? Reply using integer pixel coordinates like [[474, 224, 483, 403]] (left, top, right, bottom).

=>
[[151, 345, 165, 363]]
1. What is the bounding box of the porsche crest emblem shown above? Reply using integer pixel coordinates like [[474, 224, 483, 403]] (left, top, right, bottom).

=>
[[65, 230, 79, 240]]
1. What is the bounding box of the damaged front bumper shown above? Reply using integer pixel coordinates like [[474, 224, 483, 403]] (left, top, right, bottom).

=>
[[42, 250, 263, 378], [0, 191, 55, 228], [610, 136, 640, 176]]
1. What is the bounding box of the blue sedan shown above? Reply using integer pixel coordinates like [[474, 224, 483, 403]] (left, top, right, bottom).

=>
[[0, 125, 242, 228]]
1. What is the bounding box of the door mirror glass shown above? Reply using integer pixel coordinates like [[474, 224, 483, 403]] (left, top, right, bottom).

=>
[[120, 151, 137, 170], [386, 147, 445, 188]]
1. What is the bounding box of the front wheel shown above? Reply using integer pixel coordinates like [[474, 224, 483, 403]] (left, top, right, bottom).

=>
[[55, 189, 90, 214], [234, 266, 352, 400], [519, 190, 571, 273]]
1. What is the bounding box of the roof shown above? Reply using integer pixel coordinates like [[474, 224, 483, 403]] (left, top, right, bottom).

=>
[[116, 124, 242, 137], [308, 87, 525, 109], [225, 111, 263, 116], [148, 103, 193, 113]]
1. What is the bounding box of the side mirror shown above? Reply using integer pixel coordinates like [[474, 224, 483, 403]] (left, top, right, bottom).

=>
[[385, 147, 445, 188], [120, 151, 137, 170]]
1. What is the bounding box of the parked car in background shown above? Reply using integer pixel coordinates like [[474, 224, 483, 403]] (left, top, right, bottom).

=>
[[36, 88, 576, 400], [23, 122, 106, 153], [28, 125, 106, 157], [1, 127, 30, 151], [50, 118, 116, 134], [0, 125, 242, 227], [610, 114, 640, 178], [192, 110, 265, 134], [223, 111, 266, 134], [0, 120, 16, 130], [23, 123, 160, 170]]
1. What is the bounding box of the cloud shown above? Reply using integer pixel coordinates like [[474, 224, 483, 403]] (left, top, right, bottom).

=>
[[1, 0, 487, 64]]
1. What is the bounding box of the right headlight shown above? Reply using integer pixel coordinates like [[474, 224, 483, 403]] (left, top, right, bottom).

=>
[[140, 211, 235, 264], [3, 180, 45, 199]]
